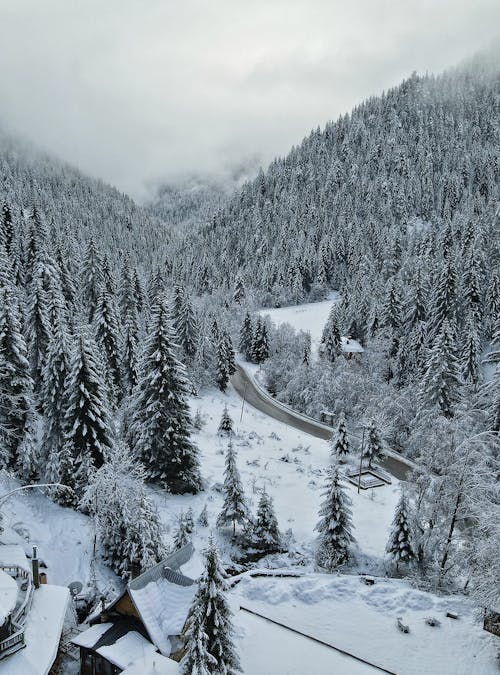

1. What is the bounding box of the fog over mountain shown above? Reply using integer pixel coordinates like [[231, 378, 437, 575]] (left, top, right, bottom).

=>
[[0, 0, 498, 199]]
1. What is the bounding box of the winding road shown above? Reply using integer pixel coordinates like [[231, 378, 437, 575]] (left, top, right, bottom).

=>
[[231, 363, 414, 481]]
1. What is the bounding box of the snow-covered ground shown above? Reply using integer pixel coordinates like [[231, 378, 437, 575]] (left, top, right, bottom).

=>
[[231, 574, 498, 675], [0, 357, 497, 673], [260, 292, 338, 357]]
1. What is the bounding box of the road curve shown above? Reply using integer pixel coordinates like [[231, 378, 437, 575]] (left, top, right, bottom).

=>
[[231, 363, 413, 481]]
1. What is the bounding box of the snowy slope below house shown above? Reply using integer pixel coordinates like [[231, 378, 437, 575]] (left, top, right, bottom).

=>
[[231, 574, 499, 675]]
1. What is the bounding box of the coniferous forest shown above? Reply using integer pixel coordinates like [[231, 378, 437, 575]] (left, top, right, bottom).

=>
[[0, 47, 498, 673]]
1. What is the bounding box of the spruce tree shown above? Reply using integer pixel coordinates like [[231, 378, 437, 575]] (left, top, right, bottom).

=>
[[217, 441, 249, 537], [233, 274, 245, 303], [128, 300, 201, 494], [239, 312, 253, 360], [386, 492, 416, 568], [1, 204, 13, 254], [253, 490, 281, 553], [330, 413, 349, 460], [64, 334, 114, 494], [322, 314, 341, 363], [173, 512, 191, 550], [40, 306, 74, 505], [363, 420, 385, 468], [421, 320, 462, 417], [198, 504, 209, 527], [173, 287, 198, 361], [95, 288, 123, 405], [181, 539, 241, 675], [251, 318, 269, 364], [315, 464, 355, 570], [0, 290, 34, 470], [82, 237, 103, 322], [218, 405, 234, 435], [461, 315, 481, 387], [26, 260, 52, 385], [122, 303, 140, 396], [216, 332, 231, 392]]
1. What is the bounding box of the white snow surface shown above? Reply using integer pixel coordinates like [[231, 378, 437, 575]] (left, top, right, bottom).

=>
[[1, 585, 69, 675], [130, 577, 196, 655], [0, 569, 18, 624], [260, 292, 338, 357], [71, 622, 113, 648], [97, 630, 158, 669], [0, 543, 31, 571], [120, 653, 179, 675], [232, 574, 499, 675]]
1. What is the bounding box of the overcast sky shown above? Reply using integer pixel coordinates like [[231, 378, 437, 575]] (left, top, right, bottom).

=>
[[0, 1, 498, 200]]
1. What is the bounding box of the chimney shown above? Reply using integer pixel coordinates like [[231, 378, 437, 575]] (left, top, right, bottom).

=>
[[32, 545, 40, 589]]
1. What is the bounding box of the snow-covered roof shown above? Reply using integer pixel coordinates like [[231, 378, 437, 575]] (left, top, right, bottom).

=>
[[72, 622, 114, 648], [1, 585, 69, 675], [0, 569, 18, 625], [97, 631, 158, 669], [341, 336, 364, 353], [129, 571, 196, 656], [0, 544, 30, 571], [121, 653, 179, 675]]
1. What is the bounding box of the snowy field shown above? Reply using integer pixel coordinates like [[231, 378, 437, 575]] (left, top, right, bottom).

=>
[[231, 574, 498, 675], [259, 292, 338, 356], [1, 382, 498, 673]]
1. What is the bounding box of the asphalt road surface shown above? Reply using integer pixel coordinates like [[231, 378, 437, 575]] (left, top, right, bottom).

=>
[[232, 363, 413, 481]]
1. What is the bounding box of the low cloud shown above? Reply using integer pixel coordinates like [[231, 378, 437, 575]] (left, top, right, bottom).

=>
[[0, 0, 497, 199]]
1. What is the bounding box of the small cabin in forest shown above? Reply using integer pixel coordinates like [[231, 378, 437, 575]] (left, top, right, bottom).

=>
[[341, 336, 364, 360], [73, 544, 196, 675]]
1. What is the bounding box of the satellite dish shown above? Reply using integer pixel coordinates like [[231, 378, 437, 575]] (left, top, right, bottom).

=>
[[68, 581, 83, 597]]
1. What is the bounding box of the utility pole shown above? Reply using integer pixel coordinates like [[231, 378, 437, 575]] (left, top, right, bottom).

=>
[[240, 379, 248, 423]]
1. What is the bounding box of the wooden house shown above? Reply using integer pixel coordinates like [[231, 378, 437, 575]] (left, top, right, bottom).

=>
[[73, 544, 196, 675]]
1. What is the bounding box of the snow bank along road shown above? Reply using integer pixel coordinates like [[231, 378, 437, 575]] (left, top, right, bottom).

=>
[[232, 364, 413, 481]]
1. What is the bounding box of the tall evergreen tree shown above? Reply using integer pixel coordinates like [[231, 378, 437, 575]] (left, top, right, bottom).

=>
[[218, 405, 234, 435], [217, 441, 249, 536], [253, 490, 281, 553], [315, 464, 355, 569], [0, 290, 34, 470], [1, 204, 14, 254], [363, 420, 385, 468], [181, 539, 241, 675], [172, 286, 198, 361], [251, 317, 269, 364], [461, 315, 481, 387], [421, 320, 462, 417], [322, 313, 341, 363], [233, 274, 245, 303], [330, 413, 349, 460], [82, 237, 103, 322], [95, 288, 123, 405], [128, 300, 201, 493], [63, 334, 114, 494], [386, 492, 416, 568], [239, 312, 253, 360]]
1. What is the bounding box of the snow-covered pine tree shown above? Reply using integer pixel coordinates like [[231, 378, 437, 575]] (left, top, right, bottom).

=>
[[233, 274, 245, 304], [386, 491, 416, 568], [322, 314, 341, 363], [421, 319, 462, 418], [330, 412, 349, 460], [95, 288, 123, 405], [0, 289, 35, 471], [82, 237, 103, 323], [315, 463, 355, 570], [81, 446, 165, 579], [1, 203, 13, 255], [461, 314, 481, 388], [40, 300, 75, 505], [251, 317, 269, 364], [173, 512, 191, 550], [26, 259, 52, 386], [63, 334, 114, 494], [215, 331, 231, 392], [122, 302, 140, 396], [363, 419, 385, 468], [217, 440, 249, 537], [239, 312, 253, 360], [253, 490, 281, 553], [198, 504, 209, 527], [128, 300, 201, 493], [173, 286, 198, 361], [181, 538, 241, 675], [218, 405, 234, 435]]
